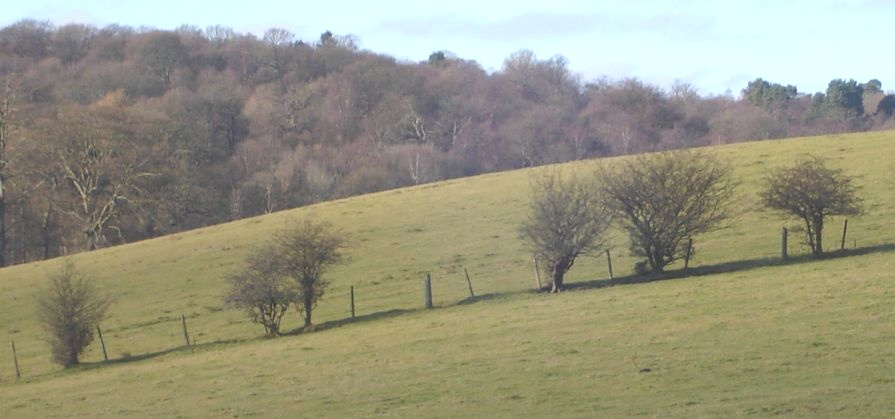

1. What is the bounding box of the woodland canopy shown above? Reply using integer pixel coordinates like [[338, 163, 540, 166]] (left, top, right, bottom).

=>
[[0, 20, 891, 265]]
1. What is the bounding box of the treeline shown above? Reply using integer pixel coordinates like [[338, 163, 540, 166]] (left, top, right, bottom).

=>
[[0, 19, 893, 265]]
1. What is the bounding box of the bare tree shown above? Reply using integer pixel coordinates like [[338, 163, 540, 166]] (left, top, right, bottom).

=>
[[41, 108, 156, 251], [0, 79, 14, 266], [583, 78, 681, 155], [275, 219, 346, 328], [134, 31, 186, 88], [224, 249, 298, 336], [52, 23, 96, 65], [58, 138, 124, 250], [36, 261, 110, 367], [520, 169, 612, 292], [204, 25, 236, 43], [262, 27, 294, 77], [760, 155, 863, 256], [599, 150, 737, 273], [0, 19, 52, 59]]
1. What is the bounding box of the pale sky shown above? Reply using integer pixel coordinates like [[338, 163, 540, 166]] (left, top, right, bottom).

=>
[[3, 0, 893, 95]]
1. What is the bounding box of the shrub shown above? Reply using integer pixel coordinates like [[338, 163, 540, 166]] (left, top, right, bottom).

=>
[[224, 249, 297, 336], [599, 150, 738, 273], [760, 155, 863, 256], [274, 219, 346, 328], [36, 262, 110, 367], [520, 169, 612, 292], [225, 219, 346, 333]]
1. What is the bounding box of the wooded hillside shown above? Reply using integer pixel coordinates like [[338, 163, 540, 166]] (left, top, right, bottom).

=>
[[1, 19, 892, 265]]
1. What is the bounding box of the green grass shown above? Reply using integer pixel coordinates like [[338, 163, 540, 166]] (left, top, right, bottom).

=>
[[1, 131, 894, 417]]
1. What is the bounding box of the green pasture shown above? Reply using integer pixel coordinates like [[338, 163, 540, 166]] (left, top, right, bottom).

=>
[[1, 131, 894, 417]]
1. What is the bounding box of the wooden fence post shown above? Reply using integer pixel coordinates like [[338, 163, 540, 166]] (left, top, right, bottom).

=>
[[532, 257, 542, 291], [96, 325, 109, 362], [463, 268, 475, 297], [181, 314, 190, 347], [840, 219, 848, 251], [11, 340, 20, 380], [606, 249, 614, 280], [350, 285, 356, 320], [782, 227, 788, 259], [423, 273, 433, 309]]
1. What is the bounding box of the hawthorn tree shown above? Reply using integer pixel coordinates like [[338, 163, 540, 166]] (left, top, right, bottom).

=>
[[275, 219, 345, 328], [520, 170, 612, 292], [36, 261, 110, 367], [599, 150, 737, 273], [225, 219, 345, 332], [224, 248, 297, 336], [760, 156, 863, 256]]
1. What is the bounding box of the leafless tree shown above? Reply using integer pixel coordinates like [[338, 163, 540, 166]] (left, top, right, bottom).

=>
[[262, 27, 294, 77], [224, 248, 298, 336], [204, 25, 237, 43], [0, 79, 14, 266], [0, 19, 52, 59], [599, 150, 737, 273], [275, 219, 346, 328], [43, 108, 156, 251], [520, 169, 612, 292], [52, 23, 96, 65], [36, 261, 110, 367], [134, 31, 186, 88], [760, 155, 863, 256]]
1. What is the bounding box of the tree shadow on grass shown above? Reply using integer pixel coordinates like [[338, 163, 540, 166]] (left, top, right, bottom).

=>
[[63, 244, 894, 375], [284, 308, 415, 336], [69, 309, 419, 373], [566, 243, 895, 292], [283, 292, 510, 336], [74, 338, 246, 371], [74, 309, 420, 371], [456, 293, 506, 305], [285, 292, 511, 335]]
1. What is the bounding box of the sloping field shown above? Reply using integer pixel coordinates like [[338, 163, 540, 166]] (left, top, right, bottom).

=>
[[1, 131, 894, 416]]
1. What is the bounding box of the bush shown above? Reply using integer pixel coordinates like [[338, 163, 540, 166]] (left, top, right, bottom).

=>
[[224, 249, 298, 336], [599, 150, 738, 273], [225, 219, 346, 333], [36, 262, 110, 367], [760, 155, 863, 256], [519, 169, 612, 292], [275, 219, 346, 328]]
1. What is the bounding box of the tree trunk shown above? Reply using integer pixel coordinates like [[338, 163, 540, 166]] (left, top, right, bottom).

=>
[[814, 216, 824, 256], [86, 231, 97, 251], [647, 246, 664, 273], [0, 190, 5, 267], [551, 260, 568, 293], [42, 205, 52, 260], [804, 218, 816, 255], [0, 83, 9, 267], [303, 295, 313, 328], [265, 184, 273, 214]]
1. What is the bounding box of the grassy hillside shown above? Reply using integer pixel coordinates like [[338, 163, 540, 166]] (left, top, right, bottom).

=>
[[1, 131, 894, 416]]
